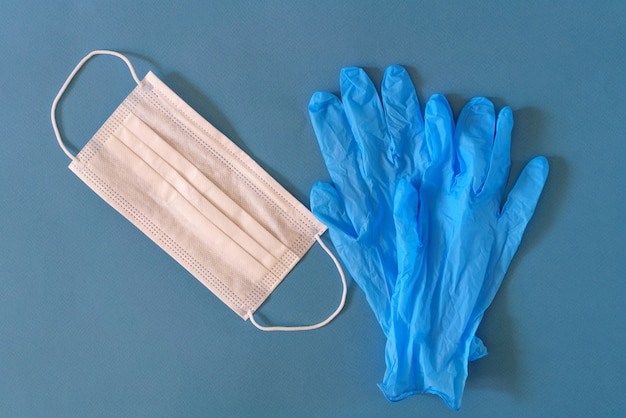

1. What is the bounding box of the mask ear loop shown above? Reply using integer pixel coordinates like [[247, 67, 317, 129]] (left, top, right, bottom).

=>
[[51, 50, 143, 162], [248, 234, 348, 331]]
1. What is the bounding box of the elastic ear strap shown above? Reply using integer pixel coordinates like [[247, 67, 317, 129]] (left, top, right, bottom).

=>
[[50, 50, 142, 161], [248, 235, 347, 332]]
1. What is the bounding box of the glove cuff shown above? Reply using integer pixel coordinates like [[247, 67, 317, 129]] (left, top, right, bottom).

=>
[[379, 353, 468, 410], [380, 330, 479, 410]]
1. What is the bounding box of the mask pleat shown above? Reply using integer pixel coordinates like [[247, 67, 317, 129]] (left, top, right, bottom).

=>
[[87, 134, 276, 303], [133, 86, 320, 250], [113, 119, 290, 275]]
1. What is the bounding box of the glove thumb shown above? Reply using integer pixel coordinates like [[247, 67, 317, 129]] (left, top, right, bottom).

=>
[[310, 181, 357, 245], [500, 156, 549, 235]]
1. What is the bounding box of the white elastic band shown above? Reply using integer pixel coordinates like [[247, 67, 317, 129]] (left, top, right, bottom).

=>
[[248, 235, 347, 332], [50, 50, 142, 161]]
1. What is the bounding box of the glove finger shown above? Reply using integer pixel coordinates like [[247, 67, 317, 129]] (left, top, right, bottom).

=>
[[468, 336, 488, 361], [470, 159, 547, 326], [466, 108, 516, 323], [309, 91, 359, 181], [393, 179, 422, 281], [480, 106, 513, 201], [309, 92, 372, 225], [379, 181, 421, 396], [340, 67, 392, 180], [472, 155, 549, 314], [381, 65, 427, 179], [500, 156, 549, 233], [310, 181, 357, 242], [454, 97, 496, 194], [312, 181, 394, 334], [424, 94, 455, 186]]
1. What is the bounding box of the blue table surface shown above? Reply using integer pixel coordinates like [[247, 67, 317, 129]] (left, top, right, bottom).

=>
[[1, 1, 624, 416]]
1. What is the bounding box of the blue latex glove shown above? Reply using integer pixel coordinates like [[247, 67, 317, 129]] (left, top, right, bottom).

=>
[[379, 95, 549, 409], [309, 66, 488, 360], [309, 66, 425, 335]]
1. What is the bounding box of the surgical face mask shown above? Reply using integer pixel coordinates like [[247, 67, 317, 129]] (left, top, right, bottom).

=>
[[50, 50, 346, 331]]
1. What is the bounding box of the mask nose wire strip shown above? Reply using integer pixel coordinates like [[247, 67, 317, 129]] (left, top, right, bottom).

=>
[[248, 234, 348, 331], [51, 50, 143, 162]]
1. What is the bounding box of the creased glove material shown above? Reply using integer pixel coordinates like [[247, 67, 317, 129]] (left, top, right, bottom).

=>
[[309, 66, 425, 335], [310, 67, 490, 358], [380, 96, 548, 410], [309, 66, 548, 410]]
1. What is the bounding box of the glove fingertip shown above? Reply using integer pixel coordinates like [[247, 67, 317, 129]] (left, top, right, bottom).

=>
[[530, 155, 550, 175], [340, 66, 369, 95], [310, 181, 338, 210], [500, 156, 549, 228], [424, 94, 454, 172], [468, 336, 489, 361], [394, 179, 420, 230], [426, 93, 449, 110], [424, 94, 453, 125], [497, 105, 514, 127], [467, 96, 494, 108], [382, 64, 409, 86], [493, 106, 514, 153], [308, 91, 339, 113], [517, 156, 550, 195], [340, 66, 365, 81], [310, 182, 356, 239], [385, 64, 407, 75]]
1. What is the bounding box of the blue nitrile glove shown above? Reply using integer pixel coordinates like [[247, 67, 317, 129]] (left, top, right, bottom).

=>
[[309, 66, 426, 335], [309, 66, 488, 361], [379, 95, 549, 410]]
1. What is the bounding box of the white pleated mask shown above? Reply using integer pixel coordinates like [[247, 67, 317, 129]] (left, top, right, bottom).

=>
[[51, 50, 346, 331]]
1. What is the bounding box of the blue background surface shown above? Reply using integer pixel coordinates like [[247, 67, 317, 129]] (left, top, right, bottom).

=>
[[1, 1, 625, 416]]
